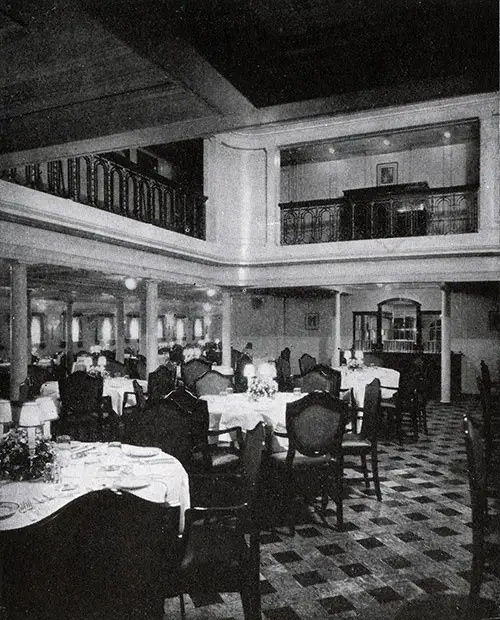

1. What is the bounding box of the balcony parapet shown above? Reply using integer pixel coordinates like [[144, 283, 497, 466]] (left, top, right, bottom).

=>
[[280, 184, 478, 245], [1, 153, 207, 240]]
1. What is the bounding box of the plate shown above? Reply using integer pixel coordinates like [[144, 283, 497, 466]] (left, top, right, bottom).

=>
[[122, 446, 160, 458], [0, 502, 19, 520], [116, 476, 150, 490]]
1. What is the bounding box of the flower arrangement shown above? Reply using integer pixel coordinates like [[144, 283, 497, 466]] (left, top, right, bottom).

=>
[[87, 366, 111, 379], [347, 358, 364, 370], [0, 428, 55, 481], [248, 376, 278, 400]]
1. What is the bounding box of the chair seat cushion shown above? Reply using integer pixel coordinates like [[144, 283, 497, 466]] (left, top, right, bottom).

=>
[[342, 435, 371, 450], [210, 450, 241, 472], [268, 451, 333, 467]]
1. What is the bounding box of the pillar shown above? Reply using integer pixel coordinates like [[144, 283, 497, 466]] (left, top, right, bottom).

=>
[[331, 291, 341, 367], [139, 294, 147, 356], [440, 285, 451, 404], [65, 300, 73, 355], [10, 262, 28, 401], [115, 298, 125, 363], [221, 291, 232, 368], [145, 280, 158, 376]]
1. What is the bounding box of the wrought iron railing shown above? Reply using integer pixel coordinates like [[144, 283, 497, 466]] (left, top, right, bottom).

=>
[[353, 339, 441, 354], [280, 185, 478, 245], [1, 153, 207, 240]]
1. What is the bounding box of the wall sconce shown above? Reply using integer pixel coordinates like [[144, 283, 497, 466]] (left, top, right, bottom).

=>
[[124, 277, 138, 291]]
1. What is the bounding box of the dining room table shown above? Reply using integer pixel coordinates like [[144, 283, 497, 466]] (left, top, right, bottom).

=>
[[40, 377, 149, 416], [200, 391, 305, 452], [0, 440, 190, 532]]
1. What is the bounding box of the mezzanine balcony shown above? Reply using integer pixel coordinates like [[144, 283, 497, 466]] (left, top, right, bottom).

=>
[[280, 182, 478, 245], [1, 153, 207, 240]]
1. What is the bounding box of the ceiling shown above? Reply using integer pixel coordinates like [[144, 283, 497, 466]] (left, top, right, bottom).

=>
[[0, 0, 497, 165]]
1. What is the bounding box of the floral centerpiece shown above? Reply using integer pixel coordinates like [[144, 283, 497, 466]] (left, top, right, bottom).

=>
[[347, 357, 364, 370], [0, 428, 55, 481], [87, 366, 111, 379], [247, 376, 278, 401]]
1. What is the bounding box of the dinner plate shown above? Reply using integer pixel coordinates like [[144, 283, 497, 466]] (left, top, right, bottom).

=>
[[122, 446, 160, 458], [0, 502, 19, 520], [117, 476, 150, 490]]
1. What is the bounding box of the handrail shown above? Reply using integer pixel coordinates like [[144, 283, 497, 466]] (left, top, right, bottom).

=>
[[1, 154, 207, 240], [280, 185, 478, 245]]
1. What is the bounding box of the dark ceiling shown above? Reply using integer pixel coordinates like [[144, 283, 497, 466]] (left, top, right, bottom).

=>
[[163, 0, 499, 108], [0, 0, 497, 164]]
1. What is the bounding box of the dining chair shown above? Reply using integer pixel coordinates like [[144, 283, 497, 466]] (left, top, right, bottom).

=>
[[181, 358, 212, 393], [268, 391, 348, 535], [165, 386, 245, 474], [299, 365, 341, 397], [167, 422, 266, 620], [194, 369, 234, 396], [341, 378, 383, 500], [121, 379, 149, 442], [124, 398, 196, 471], [147, 364, 177, 404], [56, 370, 119, 442], [298, 353, 316, 376], [234, 352, 253, 392], [394, 414, 499, 620], [27, 364, 53, 398], [104, 358, 128, 377], [0, 489, 180, 620]]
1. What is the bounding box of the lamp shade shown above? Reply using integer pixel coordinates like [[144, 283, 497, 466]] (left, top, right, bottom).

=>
[[97, 355, 107, 367], [0, 399, 12, 424], [18, 401, 43, 427], [343, 350, 352, 360], [243, 363, 256, 378], [354, 350, 364, 361], [36, 396, 59, 422]]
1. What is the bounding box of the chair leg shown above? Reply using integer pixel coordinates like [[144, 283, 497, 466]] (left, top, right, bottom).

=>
[[179, 594, 186, 620], [371, 449, 382, 501], [333, 460, 343, 529], [360, 454, 369, 488]]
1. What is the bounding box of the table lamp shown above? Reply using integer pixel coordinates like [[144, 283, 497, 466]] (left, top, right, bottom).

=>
[[354, 350, 364, 361], [97, 355, 107, 370], [0, 399, 12, 433], [344, 350, 352, 362], [243, 363, 256, 388], [36, 396, 59, 438], [18, 401, 43, 457]]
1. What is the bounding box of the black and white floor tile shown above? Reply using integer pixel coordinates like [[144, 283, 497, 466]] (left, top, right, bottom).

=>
[[163, 397, 500, 619]]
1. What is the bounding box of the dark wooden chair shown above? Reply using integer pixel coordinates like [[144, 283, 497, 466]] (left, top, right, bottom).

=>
[[234, 353, 252, 393], [104, 358, 128, 377], [394, 414, 499, 620], [275, 347, 293, 392], [342, 378, 383, 500], [194, 369, 234, 396], [147, 365, 176, 404], [299, 365, 341, 396], [268, 391, 348, 535], [165, 386, 244, 474], [167, 422, 266, 620], [298, 353, 316, 376], [181, 358, 212, 393], [27, 364, 53, 398], [56, 371, 119, 442], [0, 489, 180, 620]]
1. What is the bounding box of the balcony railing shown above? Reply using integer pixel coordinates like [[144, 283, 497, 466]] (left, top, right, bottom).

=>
[[1, 153, 207, 240], [354, 339, 441, 354], [280, 184, 478, 245]]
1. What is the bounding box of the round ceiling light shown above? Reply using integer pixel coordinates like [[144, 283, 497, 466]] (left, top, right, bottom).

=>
[[206, 288, 217, 297], [124, 277, 138, 291]]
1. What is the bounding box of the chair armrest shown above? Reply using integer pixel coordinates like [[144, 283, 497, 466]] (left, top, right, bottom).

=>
[[208, 425, 244, 451], [122, 391, 135, 412]]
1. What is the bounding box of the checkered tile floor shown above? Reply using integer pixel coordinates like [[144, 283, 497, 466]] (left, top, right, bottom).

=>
[[163, 397, 500, 619]]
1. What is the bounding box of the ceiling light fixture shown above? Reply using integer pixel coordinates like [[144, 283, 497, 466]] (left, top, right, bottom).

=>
[[124, 277, 138, 291], [328, 147, 336, 154], [443, 130, 451, 139], [383, 138, 391, 146], [206, 288, 217, 297]]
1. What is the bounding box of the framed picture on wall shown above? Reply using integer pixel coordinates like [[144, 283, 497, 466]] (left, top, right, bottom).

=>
[[376, 162, 398, 186], [305, 312, 319, 330]]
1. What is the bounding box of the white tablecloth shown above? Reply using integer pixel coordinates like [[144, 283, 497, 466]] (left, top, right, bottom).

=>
[[335, 366, 400, 405], [40, 379, 148, 416], [0, 442, 190, 532], [201, 392, 303, 452]]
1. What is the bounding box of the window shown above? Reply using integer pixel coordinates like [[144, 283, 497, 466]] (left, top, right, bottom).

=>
[[72, 316, 82, 343], [30, 314, 44, 346], [176, 317, 186, 342], [157, 316, 165, 340], [99, 316, 114, 345], [193, 317, 204, 339], [128, 316, 140, 340]]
